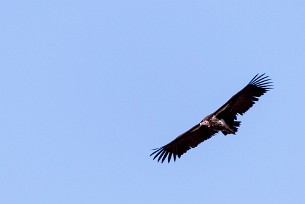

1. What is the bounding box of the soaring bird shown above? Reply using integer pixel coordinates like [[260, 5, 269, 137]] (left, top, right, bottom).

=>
[[150, 73, 272, 163]]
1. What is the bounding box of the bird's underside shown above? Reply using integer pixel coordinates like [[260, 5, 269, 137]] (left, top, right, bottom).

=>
[[150, 73, 273, 163]]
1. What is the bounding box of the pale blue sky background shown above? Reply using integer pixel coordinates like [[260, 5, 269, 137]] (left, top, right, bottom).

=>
[[0, 0, 304, 203]]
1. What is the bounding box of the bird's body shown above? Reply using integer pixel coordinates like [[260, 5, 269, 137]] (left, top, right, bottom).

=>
[[150, 73, 272, 163], [201, 115, 237, 134]]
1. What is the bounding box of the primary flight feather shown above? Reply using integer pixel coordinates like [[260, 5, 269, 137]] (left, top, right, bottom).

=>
[[150, 73, 273, 163]]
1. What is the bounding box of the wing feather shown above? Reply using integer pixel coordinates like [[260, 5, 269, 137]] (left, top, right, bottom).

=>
[[214, 73, 272, 120], [150, 124, 217, 163]]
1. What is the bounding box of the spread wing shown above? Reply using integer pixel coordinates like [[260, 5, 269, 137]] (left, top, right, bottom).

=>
[[214, 73, 273, 121], [150, 124, 217, 163]]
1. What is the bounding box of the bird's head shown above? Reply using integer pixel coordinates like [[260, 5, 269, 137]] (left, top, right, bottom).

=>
[[200, 120, 210, 127]]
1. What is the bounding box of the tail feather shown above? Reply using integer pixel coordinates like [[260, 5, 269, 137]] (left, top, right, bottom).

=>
[[222, 120, 241, 135], [232, 121, 241, 132]]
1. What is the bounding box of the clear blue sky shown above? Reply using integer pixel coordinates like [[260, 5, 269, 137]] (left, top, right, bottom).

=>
[[0, 0, 304, 203]]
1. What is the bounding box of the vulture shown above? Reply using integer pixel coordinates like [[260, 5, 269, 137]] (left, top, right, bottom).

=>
[[150, 73, 272, 163]]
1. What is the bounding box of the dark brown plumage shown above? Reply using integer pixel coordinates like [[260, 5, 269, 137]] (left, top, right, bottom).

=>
[[150, 73, 273, 163]]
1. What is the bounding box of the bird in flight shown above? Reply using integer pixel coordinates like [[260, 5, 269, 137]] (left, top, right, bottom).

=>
[[150, 73, 273, 163]]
